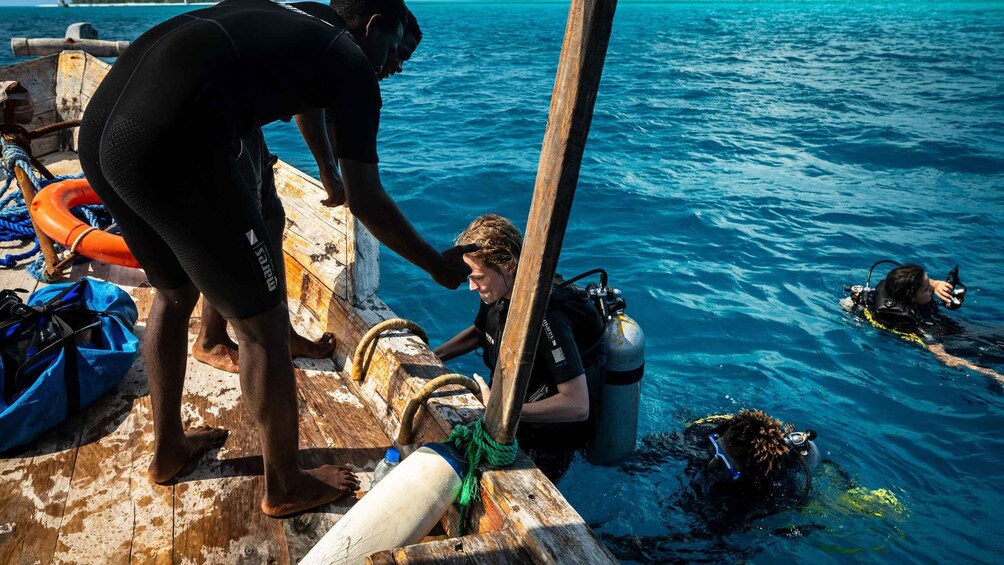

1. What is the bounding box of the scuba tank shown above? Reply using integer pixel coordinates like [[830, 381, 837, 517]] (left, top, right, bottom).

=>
[[841, 259, 901, 312], [557, 269, 644, 466]]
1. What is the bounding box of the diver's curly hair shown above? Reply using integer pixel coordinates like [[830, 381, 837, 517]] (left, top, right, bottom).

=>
[[721, 409, 789, 484], [456, 214, 523, 273]]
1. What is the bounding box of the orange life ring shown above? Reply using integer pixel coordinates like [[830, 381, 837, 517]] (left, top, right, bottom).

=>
[[30, 178, 141, 269]]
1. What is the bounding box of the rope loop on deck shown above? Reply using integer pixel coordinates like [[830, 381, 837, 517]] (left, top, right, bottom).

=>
[[0, 136, 113, 280], [445, 419, 518, 535], [396, 374, 482, 446], [350, 318, 429, 382]]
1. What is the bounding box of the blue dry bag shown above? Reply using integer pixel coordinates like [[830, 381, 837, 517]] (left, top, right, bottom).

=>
[[0, 277, 139, 452]]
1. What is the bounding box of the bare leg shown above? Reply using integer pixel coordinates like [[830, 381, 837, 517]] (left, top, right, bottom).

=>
[[230, 303, 359, 517], [147, 283, 229, 484], [192, 300, 241, 373]]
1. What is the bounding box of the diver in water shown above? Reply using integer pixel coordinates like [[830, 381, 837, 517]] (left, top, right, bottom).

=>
[[603, 410, 906, 561], [842, 261, 1003, 383], [625, 410, 818, 529]]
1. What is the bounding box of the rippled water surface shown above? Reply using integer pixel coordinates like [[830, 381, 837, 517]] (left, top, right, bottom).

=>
[[2, 2, 1002, 562]]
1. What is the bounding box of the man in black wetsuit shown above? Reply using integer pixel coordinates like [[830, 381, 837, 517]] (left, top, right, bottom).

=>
[[78, 0, 470, 517], [434, 214, 604, 482], [191, 5, 424, 373]]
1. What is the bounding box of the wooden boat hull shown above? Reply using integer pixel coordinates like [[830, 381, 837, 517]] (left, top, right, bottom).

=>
[[0, 51, 615, 564]]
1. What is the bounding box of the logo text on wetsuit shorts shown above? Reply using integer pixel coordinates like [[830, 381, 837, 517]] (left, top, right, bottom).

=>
[[246, 229, 278, 292]]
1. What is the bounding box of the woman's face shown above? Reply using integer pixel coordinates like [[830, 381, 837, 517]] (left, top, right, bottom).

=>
[[914, 273, 933, 304]]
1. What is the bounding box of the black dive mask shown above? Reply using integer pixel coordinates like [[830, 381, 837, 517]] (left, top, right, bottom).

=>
[[944, 265, 966, 310]]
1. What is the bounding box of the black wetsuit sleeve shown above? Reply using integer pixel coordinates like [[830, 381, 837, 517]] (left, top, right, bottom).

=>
[[322, 34, 381, 163], [538, 310, 586, 386]]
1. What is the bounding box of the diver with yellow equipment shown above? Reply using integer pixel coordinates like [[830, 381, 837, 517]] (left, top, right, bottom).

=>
[[601, 410, 907, 561], [841, 260, 1003, 383]]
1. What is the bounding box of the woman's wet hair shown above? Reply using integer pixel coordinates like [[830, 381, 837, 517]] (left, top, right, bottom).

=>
[[456, 214, 523, 273], [719, 409, 789, 487], [884, 263, 927, 304], [330, 0, 409, 32]]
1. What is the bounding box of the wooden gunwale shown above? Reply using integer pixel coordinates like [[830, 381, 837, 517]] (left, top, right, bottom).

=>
[[0, 51, 616, 564]]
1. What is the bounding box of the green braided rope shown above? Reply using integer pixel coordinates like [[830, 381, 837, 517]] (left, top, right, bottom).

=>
[[445, 419, 518, 535]]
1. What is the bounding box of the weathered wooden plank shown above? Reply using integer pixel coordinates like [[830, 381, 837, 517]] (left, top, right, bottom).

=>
[[282, 227, 348, 299], [272, 161, 380, 304], [366, 528, 532, 565], [485, 0, 617, 446], [347, 213, 379, 305], [171, 342, 290, 565], [283, 367, 390, 563], [0, 55, 57, 102], [125, 386, 175, 565], [11, 38, 130, 59], [480, 465, 616, 564], [79, 51, 111, 100], [55, 51, 86, 122], [0, 411, 86, 565], [50, 337, 149, 562], [273, 163, 351, 299], [273, 163, 348, 240]]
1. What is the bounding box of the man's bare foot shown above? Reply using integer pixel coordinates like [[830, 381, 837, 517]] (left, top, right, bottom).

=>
[[290, 330, 335, 359], [260, 464, 360, 518], [192, 342, 240, 373], [148, 426, 229, 484]]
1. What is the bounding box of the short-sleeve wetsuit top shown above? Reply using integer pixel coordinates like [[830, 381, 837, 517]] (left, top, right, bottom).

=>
[[83, 0, 381, 162], [475, 298, 593, 450]]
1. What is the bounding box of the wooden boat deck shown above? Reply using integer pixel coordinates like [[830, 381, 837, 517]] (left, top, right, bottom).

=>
[[0, 158, 397, 564]]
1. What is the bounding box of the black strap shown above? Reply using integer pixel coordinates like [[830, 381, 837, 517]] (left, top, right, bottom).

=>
[[11, 313, 92, 415]]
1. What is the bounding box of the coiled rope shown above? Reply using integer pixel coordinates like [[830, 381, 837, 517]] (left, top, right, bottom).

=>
[[0, 137, 113, 281]]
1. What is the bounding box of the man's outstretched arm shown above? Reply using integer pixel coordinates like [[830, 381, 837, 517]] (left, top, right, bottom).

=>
[[339, 158, 472, 289]]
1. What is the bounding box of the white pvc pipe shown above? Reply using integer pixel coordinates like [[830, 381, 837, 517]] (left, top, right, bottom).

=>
[[300, 444, 464, 565]]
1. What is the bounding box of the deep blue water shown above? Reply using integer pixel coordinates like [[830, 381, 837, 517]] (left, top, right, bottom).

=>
[[3, 2, 1003, 562]]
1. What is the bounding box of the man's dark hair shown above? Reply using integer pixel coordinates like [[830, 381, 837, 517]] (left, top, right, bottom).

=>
[[884, 263, 927, 305], [330, 0, 409, 31], [406, 9, 422, 44]]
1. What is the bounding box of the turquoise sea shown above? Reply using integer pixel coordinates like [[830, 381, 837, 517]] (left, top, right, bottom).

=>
[[2, 1, 1003, 562]]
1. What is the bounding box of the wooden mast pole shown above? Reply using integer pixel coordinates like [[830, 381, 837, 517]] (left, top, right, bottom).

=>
[[483, 0, 617, 445]]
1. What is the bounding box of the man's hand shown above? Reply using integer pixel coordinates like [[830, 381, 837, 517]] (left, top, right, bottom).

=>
[[319, 167, 345, 207], [432, 243, 479, 289], [931, 279, 954, 304]]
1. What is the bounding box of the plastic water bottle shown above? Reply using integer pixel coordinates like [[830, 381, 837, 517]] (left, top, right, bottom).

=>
[[370, 447, 400, 489]]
